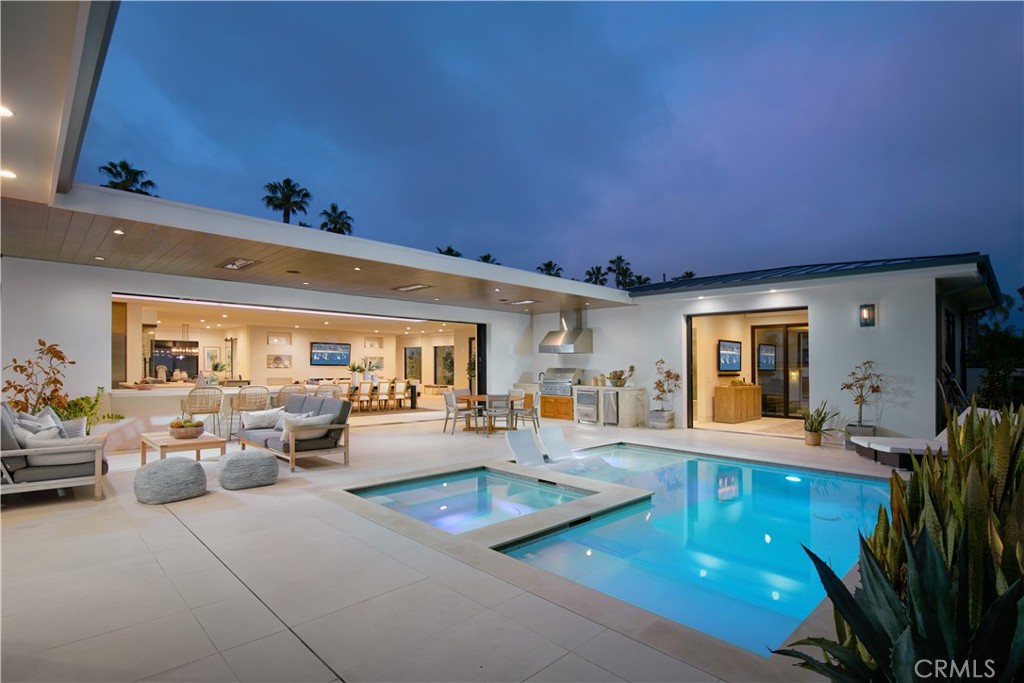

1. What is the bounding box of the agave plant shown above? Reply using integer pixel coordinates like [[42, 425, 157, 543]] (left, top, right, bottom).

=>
[[777, 403, 1024, 681]]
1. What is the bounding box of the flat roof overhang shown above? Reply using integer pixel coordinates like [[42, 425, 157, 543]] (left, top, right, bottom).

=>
[[1, 186, 632, 316]]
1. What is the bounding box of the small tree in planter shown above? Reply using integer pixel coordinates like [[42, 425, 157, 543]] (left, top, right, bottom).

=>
[[840, 360, 883, 450], [2, 339, 74, 413], [649, 359, 681, 429]]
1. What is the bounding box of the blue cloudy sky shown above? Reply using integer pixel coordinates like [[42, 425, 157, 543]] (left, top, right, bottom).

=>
[[78, 1, 1022, 295]]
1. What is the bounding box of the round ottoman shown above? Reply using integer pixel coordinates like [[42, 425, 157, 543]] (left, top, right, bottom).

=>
[[134, 457, 207, 504], [218, 448, 279, 490]]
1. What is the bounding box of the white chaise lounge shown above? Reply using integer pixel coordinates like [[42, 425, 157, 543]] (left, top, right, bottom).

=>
[[850, 407, 1000, 469]]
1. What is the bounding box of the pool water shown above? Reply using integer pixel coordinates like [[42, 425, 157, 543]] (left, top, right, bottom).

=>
[[356, 468, 590, 535], [505, 445, 889, 655]]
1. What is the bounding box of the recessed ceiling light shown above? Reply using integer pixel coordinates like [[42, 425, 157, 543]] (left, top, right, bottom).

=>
[[94, 256, 104, 261], [323, 321, 329, 325], [698, 296, 705, 300], [205, 325, 211, 329], [374, 329, 379, 333], [1, 170, 17, 179], [221, 314, 227, 318], [294, 325, 299, 328], [302, 282, 310, 286], [494, 288, 500, 292], [524, 309, 529, 312], [353, 267, 362, 271], [420, 330, 425, 333], [200, 319, 205, 323], [219, 257, 258, 270], [584, 302, 590, 306], [406, 326, 411, 330], [286, 269, 300, 274], [442, 323, 446, 327], [216, 324, 221, 327], [769, 289, 778, 293], [394, 283, 431, 292], [438, 329, 442, 332], [509, 300, 537, 306], [0, 106, 13, 117], [156, 320, 162, 324], [433, 298, 440, 301], [112, 229, 125, 235]]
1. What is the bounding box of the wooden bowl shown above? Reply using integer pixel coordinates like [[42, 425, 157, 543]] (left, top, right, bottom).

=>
[[168, 426, 204, 439]]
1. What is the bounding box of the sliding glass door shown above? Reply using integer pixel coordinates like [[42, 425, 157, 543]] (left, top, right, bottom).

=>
[[752, 325, 809, 419]]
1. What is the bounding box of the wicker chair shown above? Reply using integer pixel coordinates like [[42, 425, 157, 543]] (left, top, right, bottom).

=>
[[228, 385, 271, 439], [273, 383, 307, 407], [315, 384, 342, 399], [180, 387, 224, 436]]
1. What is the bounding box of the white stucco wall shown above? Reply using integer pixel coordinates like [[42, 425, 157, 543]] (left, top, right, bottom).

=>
[[533, 271, 941, 437], [1, 258, 533, 400]]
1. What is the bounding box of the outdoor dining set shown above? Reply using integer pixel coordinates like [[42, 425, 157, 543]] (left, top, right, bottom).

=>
[[442, 389, 541, 435]]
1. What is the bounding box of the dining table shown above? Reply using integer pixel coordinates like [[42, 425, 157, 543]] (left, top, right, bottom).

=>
[[455, 394, 490, 432]]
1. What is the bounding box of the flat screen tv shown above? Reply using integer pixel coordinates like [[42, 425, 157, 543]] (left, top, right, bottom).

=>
[[310, 342, 351, 367], [718, 339, 742, 373], [757, 343, 776, 371]]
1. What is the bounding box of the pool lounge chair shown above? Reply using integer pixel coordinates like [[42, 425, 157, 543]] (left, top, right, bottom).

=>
[[537, 426, 575, 461], [850, 407, 1000, 469], [505, 430, 545, 465]]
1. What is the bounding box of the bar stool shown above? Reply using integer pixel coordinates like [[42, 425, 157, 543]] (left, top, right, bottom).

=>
[[228, 385, 270, 439], [180, 387, 224, 436]]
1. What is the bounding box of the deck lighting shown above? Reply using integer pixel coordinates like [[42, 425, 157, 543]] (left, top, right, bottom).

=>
[[859, 304, 876, 327], [785, 476, 802, 483], [771, 591, 780, 601], [764, 534, 772, 544], [699, 569, 707, 578]]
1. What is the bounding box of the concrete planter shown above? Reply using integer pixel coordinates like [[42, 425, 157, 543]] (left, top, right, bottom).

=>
[[648, 411, 674, 429], [845, 424, 876, 451]]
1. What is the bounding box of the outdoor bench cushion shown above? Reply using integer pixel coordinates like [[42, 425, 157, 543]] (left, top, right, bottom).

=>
[[235, 428, 280, 448], [12, 460, 108, 484], [266, 435, 337, 454]]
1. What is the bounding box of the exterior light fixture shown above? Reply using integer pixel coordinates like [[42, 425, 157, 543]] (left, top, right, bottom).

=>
[[219, 258, 258, 270], [0, 106, 13, 117], [0, 169, 16, 179], [859, 304, 876, 327]]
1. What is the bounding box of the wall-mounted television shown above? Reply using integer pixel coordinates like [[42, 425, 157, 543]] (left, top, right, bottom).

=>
[[757, 343, 776, 371], [718, 339, 742, 373], [310, 342, 351, 367]]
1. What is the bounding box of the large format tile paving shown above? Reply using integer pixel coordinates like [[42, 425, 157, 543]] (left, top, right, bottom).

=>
[[2, 418, 881, 681]]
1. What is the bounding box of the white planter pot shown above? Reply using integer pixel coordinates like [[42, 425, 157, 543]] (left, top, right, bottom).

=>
[[648, 411, 674, 430]]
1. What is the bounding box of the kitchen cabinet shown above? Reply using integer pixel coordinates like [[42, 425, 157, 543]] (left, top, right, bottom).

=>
[[540, 395, 573, 421]]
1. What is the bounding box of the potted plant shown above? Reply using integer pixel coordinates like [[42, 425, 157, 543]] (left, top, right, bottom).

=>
[[2, 339, 74, 413], [649, 359, 681, 429], [607, 365, 635, 387], [801, 401, 839, 446], [840, 360, 884, 450]]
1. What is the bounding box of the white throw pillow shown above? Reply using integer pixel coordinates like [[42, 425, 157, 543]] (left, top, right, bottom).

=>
[[281, 413, 335, 441], [274, 410, 313, 430], [12, 423, 58, 447], [240, 407, 284, 429], [25, 435, 100, 466]]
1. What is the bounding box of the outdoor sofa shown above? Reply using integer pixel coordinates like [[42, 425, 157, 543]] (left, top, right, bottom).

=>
[[237, 395, 352, 472]]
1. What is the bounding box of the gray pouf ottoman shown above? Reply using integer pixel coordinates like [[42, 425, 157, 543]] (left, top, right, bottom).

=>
[[218, 448, 279, 490], [134, 457, 207, 504]]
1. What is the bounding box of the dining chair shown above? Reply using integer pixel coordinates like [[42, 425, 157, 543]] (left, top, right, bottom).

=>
[[393, 380, 408, 409], [482, 394, 512, 437], [274, 383, 307, 407], [442, 391, 477, 434], [512, 391, 541, 432], [376, 381, 392, 411], [356, 382, 373, 411], [228, 385, 271, 439], [315, 384, 341, 399], [180, 387, 224, 436]]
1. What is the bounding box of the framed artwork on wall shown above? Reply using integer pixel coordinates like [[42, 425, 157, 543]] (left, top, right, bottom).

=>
[[757, 343, 776, 371], [718, 339, 741, 373], [204, 347, 221, 371]]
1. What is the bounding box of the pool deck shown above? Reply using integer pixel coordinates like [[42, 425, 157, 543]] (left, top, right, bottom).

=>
[[1, 418, 893, 682]]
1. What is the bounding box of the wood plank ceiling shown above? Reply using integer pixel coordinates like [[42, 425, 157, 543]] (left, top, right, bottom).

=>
[[2, 198, 628, 316]]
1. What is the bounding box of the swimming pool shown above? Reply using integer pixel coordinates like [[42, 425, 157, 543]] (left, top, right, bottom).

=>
[[504, 444, 889, 655], [354, 468, 591, 535]]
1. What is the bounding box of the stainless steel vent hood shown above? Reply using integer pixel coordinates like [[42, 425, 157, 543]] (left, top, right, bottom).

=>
[[539, 309, 593, 354]]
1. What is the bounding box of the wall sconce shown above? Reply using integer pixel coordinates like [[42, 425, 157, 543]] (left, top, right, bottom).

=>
[[859, 304, 876, 327]]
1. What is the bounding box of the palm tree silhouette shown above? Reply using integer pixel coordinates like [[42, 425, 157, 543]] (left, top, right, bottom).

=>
[[536, 261, 563, 277], [319, 203, 354, 234], [607, 255, 634, 289], [98, 160, 157, 196], [263, 178, 311, 224], [436, 246, 462, 257], [477, 253, 501, 264], [584, 265, 607, 285]]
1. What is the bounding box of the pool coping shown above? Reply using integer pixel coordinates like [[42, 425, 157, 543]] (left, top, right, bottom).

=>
[[331, 442, 887, 682], [344, 459, 655, 549]]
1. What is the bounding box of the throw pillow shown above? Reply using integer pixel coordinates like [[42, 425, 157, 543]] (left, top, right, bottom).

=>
[[14, 424, 59, 446], [274, 410, 313, 430], [62, 417, 87, 438], [15, 416, 52, 434], [240, 407, 284, 430], [25, 435, 100, 466], [25, 433, 96, 448], [281, 413, 335, 441], [35, 407, 69, 438]]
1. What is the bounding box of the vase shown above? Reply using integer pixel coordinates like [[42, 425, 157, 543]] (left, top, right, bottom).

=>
[[608, 379, 626, 387]]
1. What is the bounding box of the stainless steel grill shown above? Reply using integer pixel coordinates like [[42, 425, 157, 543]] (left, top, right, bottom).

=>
[[539, 367, 583, 396]]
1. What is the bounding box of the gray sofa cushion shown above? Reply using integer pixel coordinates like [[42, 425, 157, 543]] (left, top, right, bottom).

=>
[[218, 449, 278, 490], [237, 428, 279, 448], [1, 404, 20, 451], [134, 457, 207, 504], [24, 437, 101, 466], [10, 458, 108, 483], [266, 435, 337, 454]]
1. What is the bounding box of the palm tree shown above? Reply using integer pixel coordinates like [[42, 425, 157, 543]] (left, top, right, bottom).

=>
[[536, 261, 563, 277], [319, 203, 354, 235], [477, 253, 500, 264], [436, 246, 462, 257], [607, 255, 633, 289], [633, 274, 651, 286], [263, 178, 311, 224], [98, 160, 157, 195], [297, 221, 311, 227], [584, 265, 607, 285]]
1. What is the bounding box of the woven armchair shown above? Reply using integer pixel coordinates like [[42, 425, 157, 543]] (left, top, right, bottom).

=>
[[228, 385, 270, 439], [180, 387, 224, 436]]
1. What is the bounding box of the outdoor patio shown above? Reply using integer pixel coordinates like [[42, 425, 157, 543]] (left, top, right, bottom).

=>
[[1, 418, 891, 683]]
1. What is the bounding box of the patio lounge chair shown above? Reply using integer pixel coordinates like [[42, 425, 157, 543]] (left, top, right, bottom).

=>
[[850, 407, 1000, 469], [537, 426, 574, 461], [505, 430, 545, 465]]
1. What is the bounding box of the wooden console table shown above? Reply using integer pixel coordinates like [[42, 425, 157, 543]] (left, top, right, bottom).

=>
[[713, 384, 762, 424]]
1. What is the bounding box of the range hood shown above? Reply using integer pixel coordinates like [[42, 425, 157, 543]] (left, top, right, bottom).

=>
[[539, 309, 593, 354]]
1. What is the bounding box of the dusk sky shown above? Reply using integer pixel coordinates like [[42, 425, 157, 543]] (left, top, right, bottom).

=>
[[78, 2, 1022, 296]]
